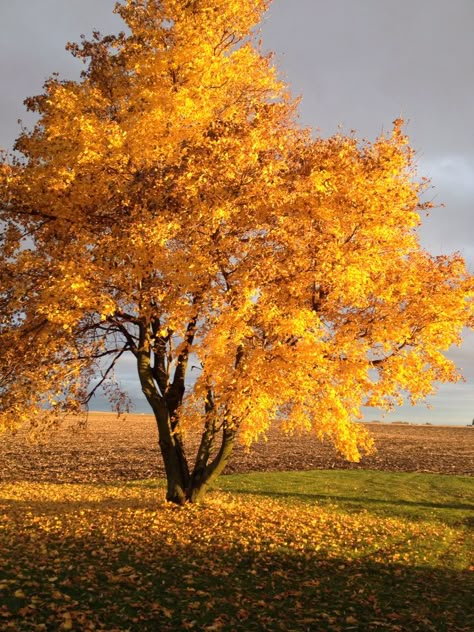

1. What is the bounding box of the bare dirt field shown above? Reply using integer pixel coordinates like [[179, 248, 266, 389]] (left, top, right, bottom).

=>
[[1, 413, 473, 483]]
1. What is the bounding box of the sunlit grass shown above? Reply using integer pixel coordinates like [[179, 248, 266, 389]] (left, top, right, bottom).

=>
[[216, 469, 474, 526]]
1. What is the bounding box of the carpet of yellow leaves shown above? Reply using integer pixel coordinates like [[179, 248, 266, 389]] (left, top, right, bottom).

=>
[[0, 481, 472, 631]]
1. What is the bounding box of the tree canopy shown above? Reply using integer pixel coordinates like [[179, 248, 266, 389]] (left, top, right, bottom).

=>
[[1, 0, 473, 503]]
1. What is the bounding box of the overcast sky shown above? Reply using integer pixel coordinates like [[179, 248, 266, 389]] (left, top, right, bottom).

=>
[[1, 1, 473, 424]]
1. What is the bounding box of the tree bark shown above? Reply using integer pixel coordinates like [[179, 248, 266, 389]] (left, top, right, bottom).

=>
[[187, 424, 236, 503], [137, 347, 189, 504], [137, 329, 237, 505]]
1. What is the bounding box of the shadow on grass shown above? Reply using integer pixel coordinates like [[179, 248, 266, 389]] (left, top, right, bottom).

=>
[[1, 527, 472, 632], [219, 487, 474, 513], [6, 490, 472, 523], [2, 475, 472, 524]]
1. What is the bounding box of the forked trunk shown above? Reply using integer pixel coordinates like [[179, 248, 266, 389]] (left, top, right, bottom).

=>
[[160, 424, 236, 504], [137, 347, 190, 503], [186, 425, 236, 503], [137, 345, 237, 504]]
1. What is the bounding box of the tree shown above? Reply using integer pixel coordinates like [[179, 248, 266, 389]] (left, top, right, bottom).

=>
[[1, 0, 473, 504]]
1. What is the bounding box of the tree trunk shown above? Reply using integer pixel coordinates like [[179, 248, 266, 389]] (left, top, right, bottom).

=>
[[186, 425, 236, 503], [154, 419, 235, 504], [154, 414, 236, 504], [137, 345, 237, 505], [158, 432, 189, 505], [137, 347, 190, 504], [154, 418, 236, 504]]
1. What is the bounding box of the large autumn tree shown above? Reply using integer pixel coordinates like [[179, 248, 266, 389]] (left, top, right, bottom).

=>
[[0, 0, 472, 503]]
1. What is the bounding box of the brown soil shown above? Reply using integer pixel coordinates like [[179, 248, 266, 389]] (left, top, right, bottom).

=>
[[1, 413, 473, 483]]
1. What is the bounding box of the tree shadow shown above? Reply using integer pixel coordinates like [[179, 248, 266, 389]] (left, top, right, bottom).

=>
[[224, 487, 474, 511], [0, 524, 472, 631], [2, 480, 473, 524], [218, 487, 474, 524]]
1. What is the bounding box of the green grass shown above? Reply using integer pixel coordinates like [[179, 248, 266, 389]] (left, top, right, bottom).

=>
[[0, 470, 472, 631], [215, 469, 474, 526]]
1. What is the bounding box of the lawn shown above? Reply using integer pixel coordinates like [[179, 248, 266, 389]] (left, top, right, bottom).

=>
[[0, 470, 472, 631]]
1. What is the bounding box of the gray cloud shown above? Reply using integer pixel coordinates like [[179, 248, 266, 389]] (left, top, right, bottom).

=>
[[0, 0, 121, 150]]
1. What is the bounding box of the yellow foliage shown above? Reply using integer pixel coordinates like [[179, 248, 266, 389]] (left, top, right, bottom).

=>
[[1, 0, 473, 499]]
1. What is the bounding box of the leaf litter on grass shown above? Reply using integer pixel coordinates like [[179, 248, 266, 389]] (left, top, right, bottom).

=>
[[0, 481, 472, 631]]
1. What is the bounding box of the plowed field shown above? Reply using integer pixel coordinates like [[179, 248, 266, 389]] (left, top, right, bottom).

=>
[[1, 414, 473, 483]]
